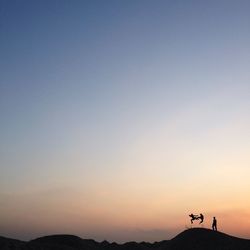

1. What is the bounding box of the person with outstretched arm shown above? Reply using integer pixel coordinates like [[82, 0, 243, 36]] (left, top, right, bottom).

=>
[[189, 213, 198, 224]]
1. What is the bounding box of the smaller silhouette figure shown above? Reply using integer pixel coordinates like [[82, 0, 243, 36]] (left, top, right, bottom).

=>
[[199, 213, 204, 224], [212, 217, 217, 231], [189, 213, 199, 224]]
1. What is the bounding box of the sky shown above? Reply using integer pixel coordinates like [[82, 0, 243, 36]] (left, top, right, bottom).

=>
[[0, 0, 250, 243]]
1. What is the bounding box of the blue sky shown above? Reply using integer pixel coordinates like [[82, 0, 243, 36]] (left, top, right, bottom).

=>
[[0, 0, 250, 242]]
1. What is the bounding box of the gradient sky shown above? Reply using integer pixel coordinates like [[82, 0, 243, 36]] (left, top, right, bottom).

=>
[[0, 0, 250, 243]]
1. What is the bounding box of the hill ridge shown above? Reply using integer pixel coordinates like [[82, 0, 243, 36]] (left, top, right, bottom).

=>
[[1, 228, 250, 250]]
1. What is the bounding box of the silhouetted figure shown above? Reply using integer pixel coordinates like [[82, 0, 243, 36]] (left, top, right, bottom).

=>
[[199, 213, 204, 224], [189, 213, 199, 224], [212, 217, 217, 231]]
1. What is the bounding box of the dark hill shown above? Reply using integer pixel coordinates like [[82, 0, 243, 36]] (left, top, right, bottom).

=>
[[28, 235, 101, 250], [169, 228, 250, 250], [1, 228, 250, 250], [0, 236, 25, 250]]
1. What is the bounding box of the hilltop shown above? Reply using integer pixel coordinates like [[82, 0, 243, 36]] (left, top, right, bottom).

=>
[[1, 228, 250, 250]]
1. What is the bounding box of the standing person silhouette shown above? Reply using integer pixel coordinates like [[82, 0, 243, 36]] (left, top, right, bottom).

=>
[[212, 217, 217, 231]]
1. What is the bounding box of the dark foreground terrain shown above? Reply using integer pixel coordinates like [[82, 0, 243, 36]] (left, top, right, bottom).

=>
[[1, 228, 250, 250]]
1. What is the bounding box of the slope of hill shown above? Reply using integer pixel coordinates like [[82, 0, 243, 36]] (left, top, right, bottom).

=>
[[1, 228, 250, 250], [0, 236, 25, 250], [169, 228, 250, 250]]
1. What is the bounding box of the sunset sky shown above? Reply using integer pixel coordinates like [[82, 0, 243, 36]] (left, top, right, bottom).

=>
[[0, 0, 250, 243]]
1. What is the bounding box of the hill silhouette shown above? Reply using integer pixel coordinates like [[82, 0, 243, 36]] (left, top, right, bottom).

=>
[[169, 228, 250, 250], [1, 228, 250, 250]]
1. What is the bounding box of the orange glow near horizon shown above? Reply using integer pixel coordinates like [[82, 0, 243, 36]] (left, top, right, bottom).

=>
[[1, 182, 250, 242]]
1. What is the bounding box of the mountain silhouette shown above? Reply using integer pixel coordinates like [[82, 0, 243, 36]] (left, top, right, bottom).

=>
[[1, 228, 250, 250], [169, 228, 250, 250]]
